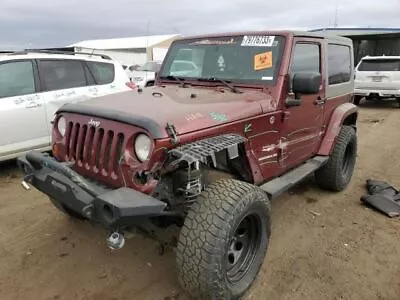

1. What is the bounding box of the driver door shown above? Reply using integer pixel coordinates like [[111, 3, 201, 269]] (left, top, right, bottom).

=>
[[281, 39, 326, 170]]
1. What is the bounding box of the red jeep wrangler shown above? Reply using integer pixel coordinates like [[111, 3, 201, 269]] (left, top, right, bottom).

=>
[[19, 31, 357, 299]]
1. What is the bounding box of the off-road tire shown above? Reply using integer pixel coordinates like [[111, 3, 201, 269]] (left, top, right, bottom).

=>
[[49, 198, 85, 220], [176, 179, 271, 299], [353, 95, 362, 105], [315, 125, 357, 191]]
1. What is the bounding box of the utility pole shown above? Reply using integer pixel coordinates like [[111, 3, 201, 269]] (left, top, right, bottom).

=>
[[146, 20, 150, 61], [334, 5, 339, 28]]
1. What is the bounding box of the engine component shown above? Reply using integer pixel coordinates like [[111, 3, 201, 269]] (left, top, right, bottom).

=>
[[175, 161, 202, 199]]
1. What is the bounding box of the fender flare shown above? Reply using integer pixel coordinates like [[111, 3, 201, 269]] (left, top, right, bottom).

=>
[[318, 102, 358, 156]]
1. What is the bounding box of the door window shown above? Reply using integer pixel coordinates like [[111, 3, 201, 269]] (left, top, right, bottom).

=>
[[0, 61, 35, 98], [38, 60, 87, 91], [86, 61, 115, 85], [328, 44, 352, 85], [290, 43, 320, 74]]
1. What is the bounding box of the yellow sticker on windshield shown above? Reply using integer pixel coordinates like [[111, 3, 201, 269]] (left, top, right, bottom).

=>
[[254, 51, 272, 71]]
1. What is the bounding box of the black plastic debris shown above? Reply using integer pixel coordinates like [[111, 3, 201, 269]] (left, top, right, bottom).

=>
[[361, 179, 400, 218]]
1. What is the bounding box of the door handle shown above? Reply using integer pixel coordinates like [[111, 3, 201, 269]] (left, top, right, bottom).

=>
[[314, 97, 326, 105], [25, 103, 42, 108]]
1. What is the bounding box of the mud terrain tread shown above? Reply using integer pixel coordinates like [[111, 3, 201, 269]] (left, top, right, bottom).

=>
[[315, 125, 357, 192], [176, 179, 271, 299]]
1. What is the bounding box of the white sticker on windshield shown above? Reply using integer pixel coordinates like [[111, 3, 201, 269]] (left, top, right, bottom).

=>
[[241, 35, 275, 47], [262, 76, 273, 80], [217, 55, 225, 71]]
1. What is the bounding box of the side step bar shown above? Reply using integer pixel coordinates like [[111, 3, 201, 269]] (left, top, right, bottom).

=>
[[260, 156, 329, 199]]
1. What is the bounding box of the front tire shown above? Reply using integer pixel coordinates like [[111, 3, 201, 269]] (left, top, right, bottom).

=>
[[176, 179, 271, 299], [315, 125, 357, 191]]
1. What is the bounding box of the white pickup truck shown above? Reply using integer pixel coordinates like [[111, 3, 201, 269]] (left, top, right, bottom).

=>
[[0, 50, 135, 161]]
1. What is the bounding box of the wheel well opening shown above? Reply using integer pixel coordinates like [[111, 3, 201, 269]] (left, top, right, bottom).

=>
[[343, 113, 358, 129], [205, 144, 253, 184]]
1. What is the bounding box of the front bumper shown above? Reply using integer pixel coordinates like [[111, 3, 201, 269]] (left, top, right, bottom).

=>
[[18, 151, 168, 229]]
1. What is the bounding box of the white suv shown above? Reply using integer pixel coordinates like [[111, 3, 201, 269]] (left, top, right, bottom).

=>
[[354, 55, 400, 107], [128, 61, 162, 87], [0, 50, 135, 162]]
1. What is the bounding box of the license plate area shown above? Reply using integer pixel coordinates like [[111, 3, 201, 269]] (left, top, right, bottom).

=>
[[371, 76, 383, 82]]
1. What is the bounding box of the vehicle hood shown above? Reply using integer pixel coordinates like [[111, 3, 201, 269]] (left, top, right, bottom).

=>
[[62, 85, 277, 139]]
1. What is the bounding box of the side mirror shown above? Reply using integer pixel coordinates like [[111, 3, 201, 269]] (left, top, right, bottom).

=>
[[292, 72, 321, 95], [285, 98, 302, 107]]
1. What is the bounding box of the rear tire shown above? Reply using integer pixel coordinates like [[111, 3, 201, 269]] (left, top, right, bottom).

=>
[[353, 95, 362, 105], [315, 125, 357, 192], [176, 179, 271, 299]]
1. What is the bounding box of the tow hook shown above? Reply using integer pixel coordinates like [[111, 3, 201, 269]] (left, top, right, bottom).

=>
[[107, 231, 125, 250], [21, 180, 31, 190]]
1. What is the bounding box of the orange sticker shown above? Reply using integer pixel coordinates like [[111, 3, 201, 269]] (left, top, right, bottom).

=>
[[254, 51, 273, 71]]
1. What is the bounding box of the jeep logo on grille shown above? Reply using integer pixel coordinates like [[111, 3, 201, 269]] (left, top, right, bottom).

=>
[[88, 119, 100, 127]]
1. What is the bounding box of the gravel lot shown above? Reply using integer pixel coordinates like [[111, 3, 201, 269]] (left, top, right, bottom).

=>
[[0, 101, 399, 300]]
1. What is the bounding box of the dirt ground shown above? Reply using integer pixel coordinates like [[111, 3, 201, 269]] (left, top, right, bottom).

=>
[[0, 100, 399, 300]]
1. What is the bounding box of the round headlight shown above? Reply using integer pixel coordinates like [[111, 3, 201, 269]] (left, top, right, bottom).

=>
[[57, 116, 66, 136], [134, 134, 152, 162]]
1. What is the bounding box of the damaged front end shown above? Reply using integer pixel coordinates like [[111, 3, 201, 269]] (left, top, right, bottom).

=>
[[152, 133, 249, 213], [18, 151, 172, 230], [18, 114, 250, 249]]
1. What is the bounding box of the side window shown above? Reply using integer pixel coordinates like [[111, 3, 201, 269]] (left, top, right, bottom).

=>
[[328, 44, 352, 85], [291, 43, 320, 74], [0, 61, 35, 98], [38, 60, 87, 91], [86, 61, 115, 85]]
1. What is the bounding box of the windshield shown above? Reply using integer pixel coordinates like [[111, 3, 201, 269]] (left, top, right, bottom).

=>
[[160, 35, 285, 83], [140, 62, 161, 72], [358, 59, 400, 72]]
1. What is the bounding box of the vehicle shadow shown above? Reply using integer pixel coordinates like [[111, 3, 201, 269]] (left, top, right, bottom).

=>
[[0, 159, 19, 178], [359, 98, 399, 109]]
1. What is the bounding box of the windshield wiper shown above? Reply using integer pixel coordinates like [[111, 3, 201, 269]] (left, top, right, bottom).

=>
[[197, 77, 242, 93], [160, 75, 189, 87]]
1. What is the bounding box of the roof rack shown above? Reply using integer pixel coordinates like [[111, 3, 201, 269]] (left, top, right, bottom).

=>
[[8, 49, 112, 60]]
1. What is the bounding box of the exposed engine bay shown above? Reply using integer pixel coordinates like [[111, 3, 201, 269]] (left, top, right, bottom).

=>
[[152, 134, 251, 214]]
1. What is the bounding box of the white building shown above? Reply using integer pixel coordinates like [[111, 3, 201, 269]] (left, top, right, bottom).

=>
[[69, 34, 182, 66]]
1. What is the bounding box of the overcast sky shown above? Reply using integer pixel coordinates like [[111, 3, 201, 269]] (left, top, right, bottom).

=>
[[1, 0, 399, 49]]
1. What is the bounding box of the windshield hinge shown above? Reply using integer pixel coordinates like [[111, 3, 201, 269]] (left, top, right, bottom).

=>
[[166, 123, 179, 145]]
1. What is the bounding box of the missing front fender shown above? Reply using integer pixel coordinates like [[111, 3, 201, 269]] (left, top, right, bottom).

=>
[[168, 134, 247, 167]]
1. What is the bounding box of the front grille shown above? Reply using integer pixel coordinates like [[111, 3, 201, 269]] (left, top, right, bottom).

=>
[[65, 121, 125, 178]]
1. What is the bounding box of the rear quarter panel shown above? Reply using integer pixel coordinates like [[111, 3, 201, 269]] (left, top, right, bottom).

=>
[[320, 37, 355, 151]]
